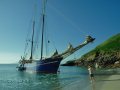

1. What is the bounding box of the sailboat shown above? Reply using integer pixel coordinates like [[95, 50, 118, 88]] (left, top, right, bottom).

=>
[[17, 0, 95, 73]]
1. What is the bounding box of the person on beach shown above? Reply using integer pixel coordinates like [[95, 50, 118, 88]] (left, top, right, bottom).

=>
[[88, 65, 95, 81]]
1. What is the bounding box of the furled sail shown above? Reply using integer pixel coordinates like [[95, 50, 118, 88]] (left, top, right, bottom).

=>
[[52, 36, 95, 59]]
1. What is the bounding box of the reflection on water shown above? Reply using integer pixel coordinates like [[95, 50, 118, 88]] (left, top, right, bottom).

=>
[[15, 72, 62, 90], [91, 79, 95, 90], [0, 64, 91, 90]]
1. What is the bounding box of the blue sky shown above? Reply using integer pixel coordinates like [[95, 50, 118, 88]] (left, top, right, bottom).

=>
[[0, 0, 120, 63]]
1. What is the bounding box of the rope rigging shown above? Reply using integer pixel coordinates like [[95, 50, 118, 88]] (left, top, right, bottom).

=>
[[20, 0, 95, 64]]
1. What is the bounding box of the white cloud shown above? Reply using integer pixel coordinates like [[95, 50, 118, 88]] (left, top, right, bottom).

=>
[[0, 52, 21, 64]]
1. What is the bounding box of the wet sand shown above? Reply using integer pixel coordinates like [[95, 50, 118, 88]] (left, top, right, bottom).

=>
[[61, 68, 120, 90], [95, 74, 120, 90]]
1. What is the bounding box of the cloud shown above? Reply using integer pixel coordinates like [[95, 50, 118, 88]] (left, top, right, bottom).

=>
[[0, 52, 21, 64]]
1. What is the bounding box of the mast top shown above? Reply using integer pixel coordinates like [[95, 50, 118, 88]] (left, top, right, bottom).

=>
[[42, 0, 47, 15], [40, 0, 47, 60]]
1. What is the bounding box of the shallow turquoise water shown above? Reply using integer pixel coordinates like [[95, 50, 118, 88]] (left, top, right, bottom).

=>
[[0, 64, 91, 90]]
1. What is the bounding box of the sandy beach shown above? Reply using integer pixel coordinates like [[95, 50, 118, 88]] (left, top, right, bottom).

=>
[[61, 68, 120, 90], [61, 76, 120, 90], [91, 69, 120, 90], [95, 74, 120, 90]]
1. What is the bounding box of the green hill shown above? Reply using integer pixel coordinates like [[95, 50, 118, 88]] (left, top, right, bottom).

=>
[[75, 33, 120, 68], [95, 33, 120, 51]]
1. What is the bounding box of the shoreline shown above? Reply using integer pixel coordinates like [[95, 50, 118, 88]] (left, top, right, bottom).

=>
[[61, 68, 120, 90], [88, 68, 120, 90], [95, 74, 120, 90], [87, 68, 120, 90]]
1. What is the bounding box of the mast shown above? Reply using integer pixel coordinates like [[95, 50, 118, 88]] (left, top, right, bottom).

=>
[[40, 0, 47, 60], [30, 21, 35, 60]]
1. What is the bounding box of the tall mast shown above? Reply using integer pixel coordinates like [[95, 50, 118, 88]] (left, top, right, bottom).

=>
[[30, 21, 35, 60], [40, 0, 47, 60]]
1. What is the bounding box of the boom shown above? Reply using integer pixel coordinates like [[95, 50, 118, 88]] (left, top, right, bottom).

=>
[[52, 36, 95, 59]]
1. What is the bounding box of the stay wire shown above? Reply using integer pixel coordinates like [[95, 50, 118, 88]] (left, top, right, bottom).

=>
[[47, 2, 88, 37]]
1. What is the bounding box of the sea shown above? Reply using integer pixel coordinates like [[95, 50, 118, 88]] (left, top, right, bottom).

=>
[[0, 64, 93, 90]]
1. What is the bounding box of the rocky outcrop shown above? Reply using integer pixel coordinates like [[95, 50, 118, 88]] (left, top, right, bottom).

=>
[[75, 51, 120, 68], [75, 33, 120, 68]]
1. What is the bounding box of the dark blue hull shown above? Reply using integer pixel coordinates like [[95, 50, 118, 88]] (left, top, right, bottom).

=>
[[23, 57, 63, 73]]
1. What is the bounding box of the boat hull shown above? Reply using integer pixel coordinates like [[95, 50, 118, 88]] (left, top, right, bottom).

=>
[[23, 57, 63, 73]]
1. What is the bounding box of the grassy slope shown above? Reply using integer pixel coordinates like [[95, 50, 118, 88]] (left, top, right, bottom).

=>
[[95, 33, 120, 51], [82, 33, 120, 58]]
